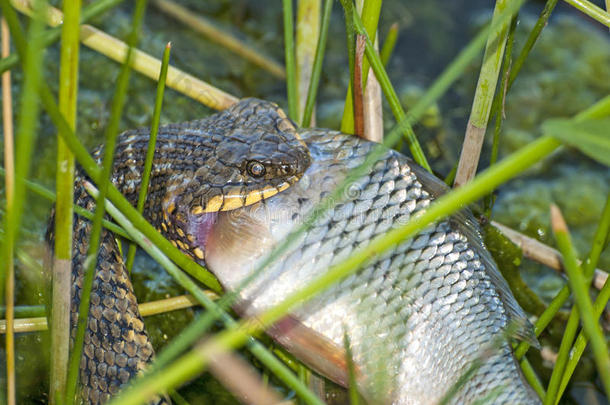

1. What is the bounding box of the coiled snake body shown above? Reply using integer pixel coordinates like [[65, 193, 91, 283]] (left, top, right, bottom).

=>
[[50, 99, 309, 403], [50, 98, 540, 404]]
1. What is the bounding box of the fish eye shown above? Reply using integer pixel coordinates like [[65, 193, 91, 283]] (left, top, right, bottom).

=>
[[247, 160, 266, 178], [280, 164, 295, 176]]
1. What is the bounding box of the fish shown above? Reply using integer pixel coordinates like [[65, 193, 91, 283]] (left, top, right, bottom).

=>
[[201, 128, 541, 404]]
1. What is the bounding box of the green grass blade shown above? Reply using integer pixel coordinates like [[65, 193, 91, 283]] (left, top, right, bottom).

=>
[[64, 0, 149, 402], [125, 42, 171, 273], [338, 0, 355, 124], [485, 15, 517, 214], [295, 0, 320, 124], [519, 357, 545, 400], [564, 0, 610, 28], [50, 0, 81, 401], [350, 8, 431, 172], [486, 0, 559, 144], [552, 193, 610, 403], [550, 205, 610, 399], [340, 0, 382, 134], [557, 275, 610, 401], [343, 333, 360, 405], [454, 0, 514, 187], [1, 14, 16, 405], [300, 0, 333, 127], [489, 15, 517, 168], [282, 0, 298, 121], [0, 1, 47, 403], [542, 118, 610, 165], [545, 193, 610, 404]]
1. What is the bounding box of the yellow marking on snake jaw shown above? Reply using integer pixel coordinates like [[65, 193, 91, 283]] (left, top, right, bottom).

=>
[[262, 186, 279, 199], [193, 247, 204, 260], [176, 228, 185, 238], [245, 190, 264, 206], [191, 206, 205, 215], [187, 234, 195, 243], [222, 195, 247, 211], [205, 195, 224, 212]]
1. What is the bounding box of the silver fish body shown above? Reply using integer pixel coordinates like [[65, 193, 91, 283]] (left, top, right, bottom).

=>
[[203, 129, 541, 404]]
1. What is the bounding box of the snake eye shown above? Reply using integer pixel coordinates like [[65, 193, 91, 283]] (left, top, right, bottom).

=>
[[247, 161, 266, 178], [280, 164, 295, 176]]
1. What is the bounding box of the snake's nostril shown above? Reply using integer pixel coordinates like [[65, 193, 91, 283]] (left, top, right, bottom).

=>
[[281, 164, 294, 176]]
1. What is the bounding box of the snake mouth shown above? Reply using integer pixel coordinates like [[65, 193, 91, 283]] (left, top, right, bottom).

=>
[[185, 210, 218, 261]]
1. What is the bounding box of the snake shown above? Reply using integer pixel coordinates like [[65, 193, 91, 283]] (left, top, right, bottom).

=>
[[49, 98, 540, 403]]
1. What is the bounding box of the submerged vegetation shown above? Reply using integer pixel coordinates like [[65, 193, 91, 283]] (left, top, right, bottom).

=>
[[0, 0, 609, 404]]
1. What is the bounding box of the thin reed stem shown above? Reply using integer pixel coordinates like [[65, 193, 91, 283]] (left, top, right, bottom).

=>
[[544, 194, 610, 404], [65, 1, 149, 402], [485, 0, 559, 165], [282, 0, 298, 120], [338, 0, 355, 127], [50, 0, 81, 401], [0, 0, 48, 402], [519, 358, 545, 400], [340, 0, 382, 134], [301, 0, 333, 127], [350, 9, 431, 172], [550, 205, 610, 399], [550, 193, 610, 403], [563, 0, 610, 28], [454, 0, 514, 187], [1, 14, 16, 405], [125, 42, 171, 273], [295, 0, 321, 124]]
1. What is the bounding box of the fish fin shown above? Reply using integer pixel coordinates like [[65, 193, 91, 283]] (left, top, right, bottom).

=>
[[408, 160, 539, 349]]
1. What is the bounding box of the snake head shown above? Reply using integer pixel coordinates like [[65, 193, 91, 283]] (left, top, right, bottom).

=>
[[189, 98, 311, 214], [160, 98, 311, 262]]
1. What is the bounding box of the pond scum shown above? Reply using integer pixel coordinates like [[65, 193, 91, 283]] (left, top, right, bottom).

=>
[[0, 0, 609, 404]]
